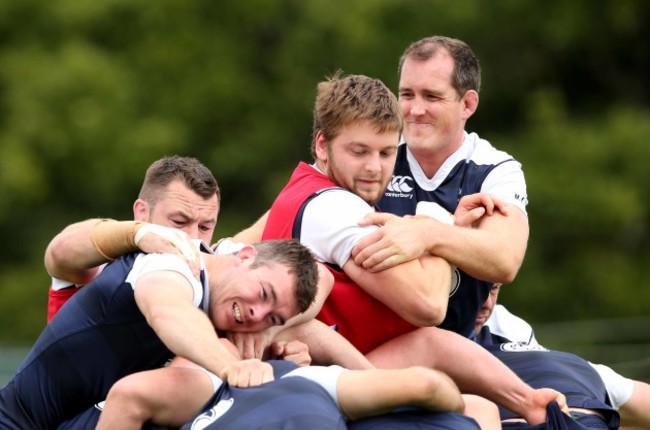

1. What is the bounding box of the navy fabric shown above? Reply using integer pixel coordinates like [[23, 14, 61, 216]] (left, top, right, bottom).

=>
[[502, 401, 609, 430], [0, 253, 181, 430], [377, 143, 516, 337], [349, 409, 480, 430]]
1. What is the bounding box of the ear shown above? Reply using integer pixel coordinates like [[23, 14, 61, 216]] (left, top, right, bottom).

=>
[[133, 199, 149, 222], [314, 130, 329, 163], [461, 90, 479, 121], [235, 245, 258, 266]]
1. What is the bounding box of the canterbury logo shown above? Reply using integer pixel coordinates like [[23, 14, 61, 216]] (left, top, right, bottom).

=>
[[387, 176, 413, 193]]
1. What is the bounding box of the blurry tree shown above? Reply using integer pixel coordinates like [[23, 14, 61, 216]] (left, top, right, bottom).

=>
[[0, 0, 648, 367]]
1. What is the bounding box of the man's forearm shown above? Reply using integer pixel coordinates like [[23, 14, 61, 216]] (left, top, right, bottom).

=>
[[44, 219, 108, 284], [428, 210, 528, 283], [232, 210, 269, 244], [337, 367, 464, 420], [278, 320, 374, 369]]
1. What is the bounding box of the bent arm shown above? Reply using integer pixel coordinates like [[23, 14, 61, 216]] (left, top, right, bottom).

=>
[[275, 319, 374, 370], [619, 380, 650, 429], [232, 210, 269, 244], [338, 366, 464, 421], [134, 271, 239, 378], [343, 254, 452, 327], [44, 219, 124, 284], [97, 358, 215, 430], [430, 209, 528, 283]]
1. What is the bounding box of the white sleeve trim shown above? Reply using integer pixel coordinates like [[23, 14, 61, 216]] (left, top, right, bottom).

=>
[[481, 163, 528, 215], [485, 305, 538, 345], [283, 365, 345, 408], [588, 362, 633, 410], [125, 253, 203, 307], [301, 190, 378, 267]]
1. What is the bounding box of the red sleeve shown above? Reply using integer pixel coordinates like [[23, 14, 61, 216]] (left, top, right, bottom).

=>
[[47, 287, 79, 323]]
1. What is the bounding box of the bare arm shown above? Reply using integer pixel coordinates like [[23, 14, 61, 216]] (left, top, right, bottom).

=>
[[97, 358, 216, 430], [134, 270, 272, 386], [366, 326, 566, 425], [352, 207, 528, 284], [44, 219, 110, 284], [338, 366, 464, 421], [45, 219, 200, 284], [343, 253, 452, 327], [231, 210, 269, 244], [275, 319, 374, 369], [619, 380, 650, 429]]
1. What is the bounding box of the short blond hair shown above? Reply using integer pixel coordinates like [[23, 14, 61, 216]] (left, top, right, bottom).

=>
[[311, 71, 402, 159]]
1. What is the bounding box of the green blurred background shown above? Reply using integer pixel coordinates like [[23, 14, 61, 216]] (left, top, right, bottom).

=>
[[1, 0, 648, 383]]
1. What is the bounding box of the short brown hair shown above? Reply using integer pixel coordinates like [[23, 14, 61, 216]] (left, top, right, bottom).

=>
[[139, 156, 220, 205], [399, 36, 481, 99], [311, 71, 402, 159], [251, 239, 319, 313]]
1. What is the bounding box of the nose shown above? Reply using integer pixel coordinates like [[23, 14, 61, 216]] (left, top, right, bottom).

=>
[[365, 153, 382, 174], [408, 97, 426, 116], [248, 304, 270, 323]]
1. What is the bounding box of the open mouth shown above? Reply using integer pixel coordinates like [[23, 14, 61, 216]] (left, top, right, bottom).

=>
[[233, 302, 242, 324]]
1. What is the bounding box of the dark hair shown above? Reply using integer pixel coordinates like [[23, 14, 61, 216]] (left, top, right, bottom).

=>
[[251, 239, 319, 313], [311, 71, 402, 159], [398, 36, 481, 98], [139, 156, 220, 204]]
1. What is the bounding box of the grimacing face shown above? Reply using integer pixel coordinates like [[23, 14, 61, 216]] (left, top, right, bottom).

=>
[[316, 121, 399, 206], [136, 180, 219, 243], [210, 247, 301, 333]]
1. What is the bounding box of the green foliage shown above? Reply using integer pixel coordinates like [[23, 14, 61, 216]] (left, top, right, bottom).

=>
[[0, 0, 649, 353]]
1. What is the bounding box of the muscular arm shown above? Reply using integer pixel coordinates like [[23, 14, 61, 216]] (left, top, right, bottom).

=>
[[231, 210, 269, 244], [134, 271, 263, 384], [338, 366, 464, 421], [366, 326, 565, 425], [430, 208, 528, 283], [343, 253, 453, 327], [97, 358, 217, 429], [44, 219, 109, 284], [619, 380, 650, 430], [353, 208, 528, 284], [45, 219, 199, 284], [275, 319, 374, 370]]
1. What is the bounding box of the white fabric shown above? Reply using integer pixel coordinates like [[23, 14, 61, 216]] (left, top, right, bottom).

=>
[[414, 202, 458, 293], [199, 368, 224, 394], [415, 201, 455, 225], [300, 171, 378, 267], [488, 305, 634, 410], [51, 264, 106, 290], [588, 362, 634, 409], [212, 238, 245, 255], [50, 277, 77, 291], [485, 304, 539, 345], [283, 365, 346, 407], [404, 132, 528, 214], [126, 251, 205, 308], [134, 224, 198, 263]]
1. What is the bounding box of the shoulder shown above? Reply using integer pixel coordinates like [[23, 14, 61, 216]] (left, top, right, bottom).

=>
[[465, 132, 519, 166]]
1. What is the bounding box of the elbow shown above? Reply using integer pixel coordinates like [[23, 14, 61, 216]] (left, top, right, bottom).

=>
[[408, 367, 464, 413], [407, 299, 447, 327], [44, 239, 66, 279], [104, 377, 151, 424], [495, 256, 523, 284]]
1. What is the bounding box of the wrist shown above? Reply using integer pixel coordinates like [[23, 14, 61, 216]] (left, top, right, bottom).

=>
[[90, 219, 144, 261]]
